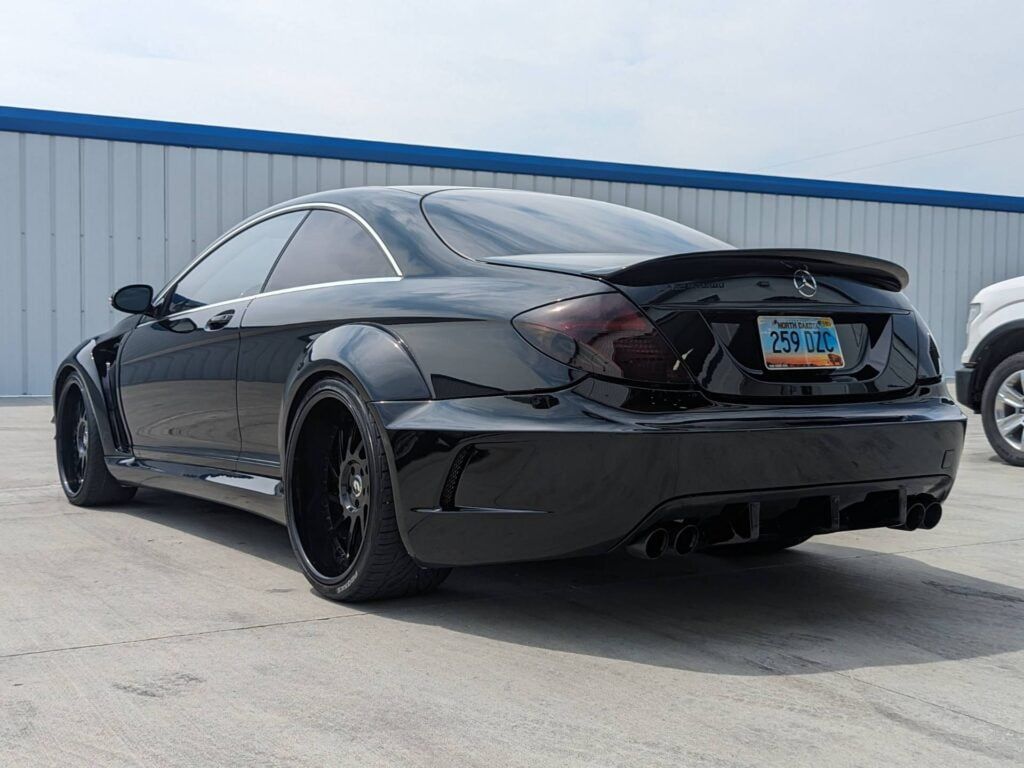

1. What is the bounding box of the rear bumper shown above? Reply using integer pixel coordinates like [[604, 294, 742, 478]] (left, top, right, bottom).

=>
[[376, 389, 967, 567]]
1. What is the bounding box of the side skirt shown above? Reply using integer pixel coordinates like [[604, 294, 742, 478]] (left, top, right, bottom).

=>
[[108, 456, 286, 525]]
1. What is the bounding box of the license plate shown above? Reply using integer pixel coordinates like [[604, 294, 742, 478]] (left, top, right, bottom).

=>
[[757, 316, 844, 370]]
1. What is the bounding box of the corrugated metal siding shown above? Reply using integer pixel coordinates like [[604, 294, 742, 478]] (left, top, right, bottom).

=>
[[2, 129, 1023, 395]]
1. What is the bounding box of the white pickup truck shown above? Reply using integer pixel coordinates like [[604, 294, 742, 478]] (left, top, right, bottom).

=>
[[956, 275, 1024, 465]]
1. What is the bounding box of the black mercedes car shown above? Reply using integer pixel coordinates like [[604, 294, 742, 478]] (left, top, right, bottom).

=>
[[53, 187, 966, 601]]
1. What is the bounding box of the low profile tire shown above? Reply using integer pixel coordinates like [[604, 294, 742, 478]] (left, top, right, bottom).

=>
[[705, 534, 812, 556], [55, 373, 137, 506], [981, 352, 1024, 467], [285, 378, 451, 602]]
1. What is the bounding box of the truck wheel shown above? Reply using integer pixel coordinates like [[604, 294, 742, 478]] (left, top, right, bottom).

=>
[[981, 352, 1024, 466]]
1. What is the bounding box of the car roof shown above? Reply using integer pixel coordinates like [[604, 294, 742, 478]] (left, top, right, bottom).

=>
[[271, 185, 451, 205], [261, 185, 578, 209]]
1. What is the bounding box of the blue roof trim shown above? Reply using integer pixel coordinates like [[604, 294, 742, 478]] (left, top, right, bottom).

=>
[[3, 105, 1023, 213]]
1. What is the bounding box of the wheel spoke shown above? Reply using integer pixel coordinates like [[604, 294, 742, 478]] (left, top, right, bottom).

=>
[[346, 426, 359, 461], [996, 413, 1023, 437], [998, 382, 1024, 410], [346, 512, 362, 552]]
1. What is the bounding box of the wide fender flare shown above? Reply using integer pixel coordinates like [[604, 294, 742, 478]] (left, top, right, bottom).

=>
[[970, 317, 1024, 365], [277, 323, 431, 456], [53, 339, 118, 455]]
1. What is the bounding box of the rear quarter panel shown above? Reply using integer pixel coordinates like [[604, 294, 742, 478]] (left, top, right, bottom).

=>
[[236, 267, 600, 472]]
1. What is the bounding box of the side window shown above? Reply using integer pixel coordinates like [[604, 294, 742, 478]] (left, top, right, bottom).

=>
[[166, 211, 306, 314], [264, 210, 396, 292]]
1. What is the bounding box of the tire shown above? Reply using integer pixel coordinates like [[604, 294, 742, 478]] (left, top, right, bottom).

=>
[[981, 351, 1024, 467], [705, 534, 812, 557], [285, 378, 451, 602], [55, 373, 137, 506]]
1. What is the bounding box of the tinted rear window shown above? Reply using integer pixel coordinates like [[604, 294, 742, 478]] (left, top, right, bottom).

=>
[[264, 210, 397, 292], [422, 189, 727, 260]]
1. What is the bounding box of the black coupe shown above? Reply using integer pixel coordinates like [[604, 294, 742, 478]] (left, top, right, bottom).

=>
[[53, 187, 966, 601]]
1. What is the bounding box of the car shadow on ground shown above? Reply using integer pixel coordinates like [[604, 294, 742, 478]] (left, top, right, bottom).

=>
[[122, 489, 1024, 677]]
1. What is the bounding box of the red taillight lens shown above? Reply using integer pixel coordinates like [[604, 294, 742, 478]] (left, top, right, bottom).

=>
[[513, 293, 690, 384]]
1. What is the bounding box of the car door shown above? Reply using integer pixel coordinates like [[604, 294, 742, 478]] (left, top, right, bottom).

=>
[[236, 208, 401, 476], [118, 211, 308, 470]]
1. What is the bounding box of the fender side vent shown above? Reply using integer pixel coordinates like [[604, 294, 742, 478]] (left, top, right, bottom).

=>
[[94, 338, 130, 452], [440, 446, 477, 510]]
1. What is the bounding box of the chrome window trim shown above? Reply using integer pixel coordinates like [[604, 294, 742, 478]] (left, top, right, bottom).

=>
[[153, 202, 402, 308], [139, 276, 403, 327]]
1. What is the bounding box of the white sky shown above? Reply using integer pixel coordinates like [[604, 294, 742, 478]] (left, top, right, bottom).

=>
[[1, 0, 1022, 195]]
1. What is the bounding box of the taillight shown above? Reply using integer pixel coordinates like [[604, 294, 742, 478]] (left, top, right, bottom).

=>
[[513, 292, 690, 384], [915, 314, 943, 383]]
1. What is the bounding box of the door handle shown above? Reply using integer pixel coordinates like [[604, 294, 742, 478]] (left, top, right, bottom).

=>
[[204, 310, 235, 331]]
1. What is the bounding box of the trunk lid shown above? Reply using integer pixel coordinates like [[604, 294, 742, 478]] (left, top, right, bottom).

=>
[[497, 248, 928, 402]]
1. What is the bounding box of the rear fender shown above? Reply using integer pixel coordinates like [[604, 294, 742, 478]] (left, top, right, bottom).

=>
[[278, 323, 431, 455], [278, 323, 431, 556]]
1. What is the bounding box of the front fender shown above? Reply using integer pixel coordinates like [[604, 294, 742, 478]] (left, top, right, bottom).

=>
[[53, 339, 120, 456], [968, 311, 1024, 365], [53, 314, 140, 457]]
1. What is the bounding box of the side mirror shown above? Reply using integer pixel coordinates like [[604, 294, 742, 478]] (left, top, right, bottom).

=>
[[110, 284, 154, 315]]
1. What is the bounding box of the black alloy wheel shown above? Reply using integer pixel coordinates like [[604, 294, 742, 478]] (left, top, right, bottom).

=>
[[57, 386, 89, 496], [55, 373, 137, 506], [306, 416, 370, 578], [329, 422, 371, 571], [286, 378, 450, 601]]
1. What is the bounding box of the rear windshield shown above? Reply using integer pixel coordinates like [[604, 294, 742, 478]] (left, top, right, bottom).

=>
[[422, 189, 728, 260]]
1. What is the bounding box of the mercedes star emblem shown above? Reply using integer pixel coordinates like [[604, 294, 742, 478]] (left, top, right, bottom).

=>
[[793, 268, 817, 298]]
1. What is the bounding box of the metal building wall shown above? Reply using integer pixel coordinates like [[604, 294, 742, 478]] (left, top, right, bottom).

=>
[[2, 128, 1023, 395]]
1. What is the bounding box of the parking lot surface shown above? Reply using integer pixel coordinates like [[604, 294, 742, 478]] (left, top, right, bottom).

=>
[[1, 398, 1022, 767]]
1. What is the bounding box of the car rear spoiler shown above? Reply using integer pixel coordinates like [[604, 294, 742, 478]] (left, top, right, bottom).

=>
[[606, 248, 910, 291]]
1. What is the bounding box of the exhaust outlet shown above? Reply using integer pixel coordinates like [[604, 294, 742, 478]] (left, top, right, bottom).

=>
[[903, 502, 926, 531], [672, 525, 700, 556], [626, 527, 670, 559], [921, 502, 943, 530]]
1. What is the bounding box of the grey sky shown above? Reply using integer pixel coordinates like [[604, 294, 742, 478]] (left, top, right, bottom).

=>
[[1, 0, 1021, 195]]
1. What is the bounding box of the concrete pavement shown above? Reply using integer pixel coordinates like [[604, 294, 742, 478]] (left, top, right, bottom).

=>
[[1, 399, 1022, 766]]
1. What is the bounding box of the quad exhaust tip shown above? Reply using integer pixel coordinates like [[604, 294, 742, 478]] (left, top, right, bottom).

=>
[[904, 502, 926, 531], [921, 502, 943, 530], [892, 499, 942, 531], [626, 526, 670, 559], [627, 524, 700, 559], [631, 497, 943, 556], [673, 525, 700, 556]]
